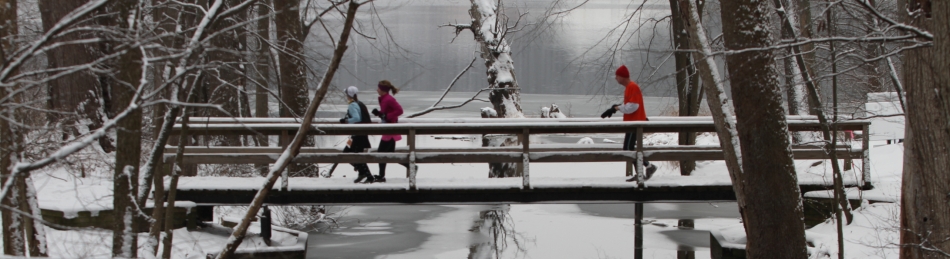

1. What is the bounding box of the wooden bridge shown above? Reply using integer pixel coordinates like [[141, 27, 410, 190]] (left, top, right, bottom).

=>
[[166, 116, 871, 205]]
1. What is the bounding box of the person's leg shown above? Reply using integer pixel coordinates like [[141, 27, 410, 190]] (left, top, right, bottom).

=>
[[624, 132, 656, 180], [623, 132, 634, 151], [377, 139, 396, 178]]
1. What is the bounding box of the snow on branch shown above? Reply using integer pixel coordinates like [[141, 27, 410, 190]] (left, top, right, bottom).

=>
[[855, 0, 933, 41], [0, 0, 110, 83]]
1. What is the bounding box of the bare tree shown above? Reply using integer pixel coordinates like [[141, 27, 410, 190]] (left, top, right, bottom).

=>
[[899, 1, 950, 258], [669, 0, 701, 175], [720, 0, 807, 257], [106, 0, 145, 256]]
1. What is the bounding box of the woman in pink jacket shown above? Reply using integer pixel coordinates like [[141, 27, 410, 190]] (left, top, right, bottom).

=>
[[371, 80, 413, 182]]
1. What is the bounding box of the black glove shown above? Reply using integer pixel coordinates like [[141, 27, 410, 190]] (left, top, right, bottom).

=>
[[339, 117, 347, 123], [601, 105, 619, 118], [371, 108, 381, 117]]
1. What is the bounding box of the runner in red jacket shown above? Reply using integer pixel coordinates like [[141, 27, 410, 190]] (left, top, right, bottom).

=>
[[600, 65, 657, 182]]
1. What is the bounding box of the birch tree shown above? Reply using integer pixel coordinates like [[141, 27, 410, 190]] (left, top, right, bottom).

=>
[[446, 0, 524, 118]]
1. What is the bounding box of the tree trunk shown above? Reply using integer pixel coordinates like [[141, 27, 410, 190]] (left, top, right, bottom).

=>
[[0, 1, 25, 255], [38, 0, 115, 153], [469, 0, 523, 118], [900, 1, 950, 258], [0, 100, 23, 256], [254, 1, 272, 176], [108, 1, 143, 257], [669, 0, 700, 175], [719, 1, 807, 258], [21, 175, 47, 256], [275, 0, 317, 177]]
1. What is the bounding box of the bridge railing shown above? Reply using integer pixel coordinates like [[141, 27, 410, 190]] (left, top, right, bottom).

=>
[[168, 116, 871, 190]]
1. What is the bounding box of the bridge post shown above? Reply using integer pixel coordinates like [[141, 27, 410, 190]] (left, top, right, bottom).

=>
[[635, 127, 645, 188], [408, 129, 415, 178], [634, 202, 644, 258], [522, 128, 531, 189], [409, 152, 417, 191], [861, 124, 872, 189], [280, 130, 289, 191]]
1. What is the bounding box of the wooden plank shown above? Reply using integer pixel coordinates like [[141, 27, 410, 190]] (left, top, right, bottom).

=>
[[162, 144, 847, 154], [172, 182, 862, 205], [165, 148, 860, 164], [415, 152, 522, 163], [169, 120, 871, 136]]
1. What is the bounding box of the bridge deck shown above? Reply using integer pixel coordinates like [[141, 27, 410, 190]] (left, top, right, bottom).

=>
[[175, 175, 861, 204]]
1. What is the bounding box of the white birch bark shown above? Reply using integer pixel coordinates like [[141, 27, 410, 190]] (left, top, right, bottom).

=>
[[469, 0, 523, 118]]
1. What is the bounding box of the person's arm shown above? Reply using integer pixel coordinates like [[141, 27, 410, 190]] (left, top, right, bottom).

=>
[[384, 99, 403, 121], [616, 102, 640, 114], [346, 103, 362, 124]]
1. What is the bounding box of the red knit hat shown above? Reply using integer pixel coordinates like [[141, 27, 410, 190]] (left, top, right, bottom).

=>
[[615, 65, 630, 78]]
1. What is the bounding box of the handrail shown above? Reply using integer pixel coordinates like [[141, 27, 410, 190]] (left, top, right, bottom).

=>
[[166, 117, 872, 191], [171, 119, 871, 135]]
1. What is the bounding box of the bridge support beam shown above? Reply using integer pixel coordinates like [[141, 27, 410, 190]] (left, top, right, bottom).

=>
[[635, 203, 644, 258], [635, 127, 645, 188], [522, 128, 530, 190], [861, 124, 872, 189], [409, 152, 417, 191]]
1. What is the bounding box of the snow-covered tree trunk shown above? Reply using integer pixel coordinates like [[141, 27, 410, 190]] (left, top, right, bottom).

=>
[[681, 0, 744, 189], [779, 0, 809, 146], [0, 0, 24, 255], [669, 0, 701, 176], [772, 0, 816, 118], [719, 1, 807, 258], [275, 0, 317, 176], [0, 98, 24, 256], [38, 0, 115, 153], [21, 175, 46, 256], [106, 1, 145, 257], [469, 0, 523, 118], [900, 1, 950, 258]]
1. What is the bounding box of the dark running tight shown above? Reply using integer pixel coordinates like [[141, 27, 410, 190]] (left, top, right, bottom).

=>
[[377, 139, 409, 178], [623, 132, 651, 167]]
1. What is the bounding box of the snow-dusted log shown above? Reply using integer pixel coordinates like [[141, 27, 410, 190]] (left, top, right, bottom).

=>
[[467, 0, 523, 118], [215, 1, 362, 258]]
